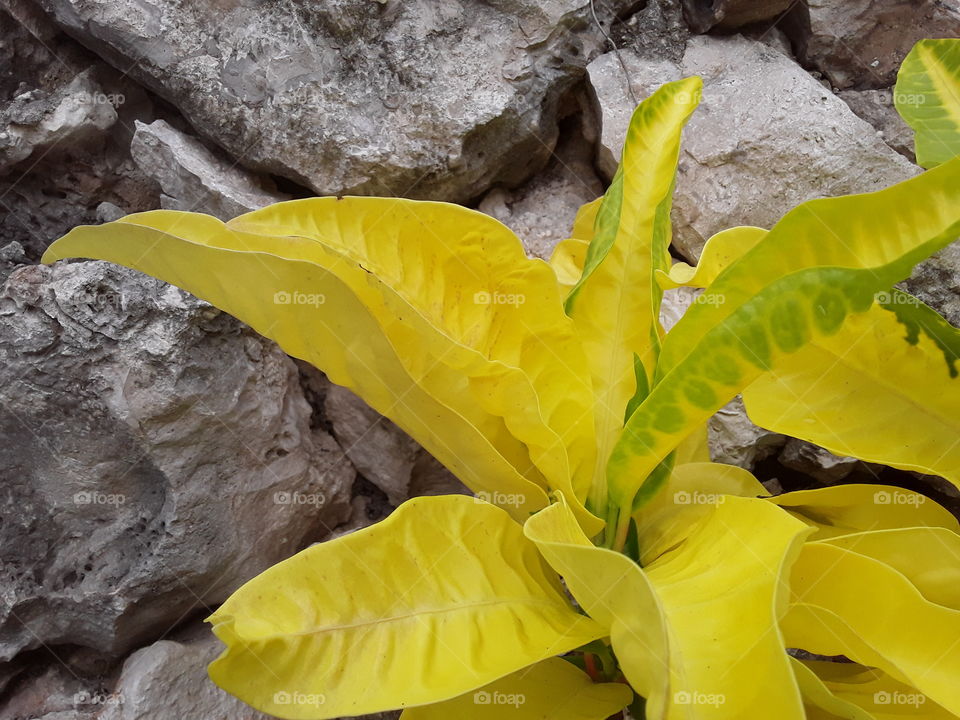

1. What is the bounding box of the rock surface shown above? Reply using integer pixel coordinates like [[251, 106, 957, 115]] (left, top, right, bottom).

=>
[[130, 119, 289, 221], [778, 438, 860, 483], [97, 622, 272, 720], [708, 396, 787, 470], [902, 243, 960, 328], [479, 107, 603, 259], [0, 69, 116, 172], [0, 261, 353, 661], [588, 34, 919, 261], [0, 5, 161, 260], [681, 0, 794, 32], [790, 0, 960, 90], [838, 88, 915, 160], [25, 0, 636, 202]]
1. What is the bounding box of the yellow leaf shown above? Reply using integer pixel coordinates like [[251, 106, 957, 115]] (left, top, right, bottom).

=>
[[743, 297, 960, 488], [632, 461, 767, 565], [42, 217, 549, 521], [823, 527, 960, 611], [399, 657, 632, 720], [790, 658, 876, 720], [655, 226, 767, 290], [550, 237, 590, 296], [768, 484, 959, 540], [221, 198, 597, 510], [526, 495, 811, 719], [643, 496, 811, 720], [798, 659, 957, 720], [784, 542, 960, 715], [524, 498, 670, 718], [207, 496, 604, 719]]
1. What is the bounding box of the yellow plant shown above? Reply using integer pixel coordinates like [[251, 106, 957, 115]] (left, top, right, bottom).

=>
[[42, 74, 960, 719]]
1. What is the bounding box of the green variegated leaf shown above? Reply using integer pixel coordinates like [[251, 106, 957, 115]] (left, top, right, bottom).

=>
[[743, 293, 960, 486], [895, 38, 960, 168], [605, 156, 960, 534], [560, 76, 701, 516]]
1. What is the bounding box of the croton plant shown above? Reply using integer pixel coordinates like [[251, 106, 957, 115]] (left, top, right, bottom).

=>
[[42, 39, 960, 720]]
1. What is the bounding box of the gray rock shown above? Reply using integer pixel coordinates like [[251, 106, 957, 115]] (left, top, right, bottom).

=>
[[324, 384, 419, 507], [838, 88, 915, 160], [778, 438, 859, 483], [613, 0, 688, 64], [0, 7, 161, 260], [681, 0, 795, 33], [26, 0, 637, 203], [130, 119, 289, 221], [588, 35, 919, 262], [0, 241, 27, 285], [0, 69, 117, 172], [0, 662, 101, 720], [708, 396, 787, 470], [478, 107, 603, 259], [97, 622, 272, 720], [901, 243, 960, 328], [0, 261, 353, 662], [790, 0, 960, 90]]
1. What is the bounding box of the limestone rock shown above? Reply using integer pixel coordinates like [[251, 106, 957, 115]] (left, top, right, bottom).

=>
[[778, 438, 859, 483], [681, 0, 795, 33], [901, 243, 960, 328], [97, 623, 272, 720], [0, 69, 116, 172], [479, 109, 603, 259], [838, 88, 915, 160], [130, 119, 289, 221], [26, 0, 637, 202], [0, 261, 353, 662], [790, 0, 960, 90], [324, 384, 419, 507], [708, 396, 787, 470], [588, 35, 919, 262], [0, 7, 161, 260]]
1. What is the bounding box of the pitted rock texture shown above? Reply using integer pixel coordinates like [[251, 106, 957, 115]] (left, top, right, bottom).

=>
[[589, 34, 919, 261], [479, 106, 603, 259], [130, 119, 290, 220], [25, 0, 636, 202], [0, 261, 353, 662], [0, 5, 161, 260], [789, 0, 960, 90], [681, 0, 794, 32]]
